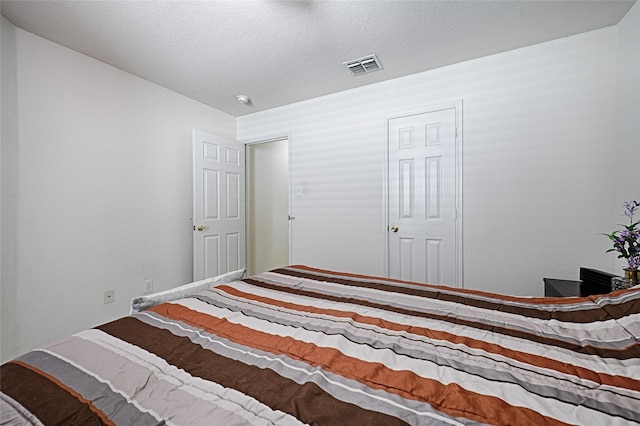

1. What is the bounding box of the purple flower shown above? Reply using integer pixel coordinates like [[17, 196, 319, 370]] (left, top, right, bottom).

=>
[[623, 200, 639, 219], [605, 201, 640, 270]]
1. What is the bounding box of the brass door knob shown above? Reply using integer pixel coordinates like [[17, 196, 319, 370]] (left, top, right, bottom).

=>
[[390, 225, 399, 233], [197, 225, 206, 232]]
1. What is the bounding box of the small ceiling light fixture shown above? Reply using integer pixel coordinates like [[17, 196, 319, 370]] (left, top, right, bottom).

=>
[[343, 54, 383, 77], [236, 94, 251, 104]]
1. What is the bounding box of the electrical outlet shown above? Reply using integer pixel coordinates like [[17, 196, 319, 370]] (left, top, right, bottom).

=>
[[143, 279, 153, 294], [104, 289, 115, 304]]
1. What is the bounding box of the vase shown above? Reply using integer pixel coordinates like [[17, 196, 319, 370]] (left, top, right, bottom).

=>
[[624, 268, 639, 285]]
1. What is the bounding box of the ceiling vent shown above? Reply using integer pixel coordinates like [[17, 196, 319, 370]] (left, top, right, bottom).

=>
[[343, 54, 383, 76]]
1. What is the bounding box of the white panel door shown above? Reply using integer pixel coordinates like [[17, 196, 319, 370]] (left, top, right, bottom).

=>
[[388, 107, 461, 286], [193, 129, 245, 281]]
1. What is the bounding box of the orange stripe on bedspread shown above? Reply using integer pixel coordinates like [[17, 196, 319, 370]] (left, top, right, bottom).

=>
[[287, 265, 559, 303], [216, 285, 639, 393], [286, 265, 637, 305], [150, 303, 570, 426]]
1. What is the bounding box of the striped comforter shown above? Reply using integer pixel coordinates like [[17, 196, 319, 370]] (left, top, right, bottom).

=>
[[2, 265, 639, 425]]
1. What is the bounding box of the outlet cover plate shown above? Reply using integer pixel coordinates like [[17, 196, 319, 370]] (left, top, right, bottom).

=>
[[104, 289, 115, 304]]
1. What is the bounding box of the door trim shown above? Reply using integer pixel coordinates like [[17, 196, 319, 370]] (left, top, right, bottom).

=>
[[383, 101, 463, 287], [242, 132, 293, 274]]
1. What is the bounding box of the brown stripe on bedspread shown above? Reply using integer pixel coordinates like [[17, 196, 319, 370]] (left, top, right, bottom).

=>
[[275, 266, 639, 323], [242, 277, 640, 359], [96, 316, 409, 426], [148, 303, 568, 426], [215, 284, 640, 392], [1, 361, 111, 426]]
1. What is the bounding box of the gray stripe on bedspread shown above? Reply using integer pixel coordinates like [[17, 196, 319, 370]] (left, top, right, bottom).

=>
[[240, 275, 635, 350], [67, 330, 306, 426], [274, 266, 640, 313], [135, 310, 488, 426], [189, 291, 640, 418], [17, 350, 162, 426]]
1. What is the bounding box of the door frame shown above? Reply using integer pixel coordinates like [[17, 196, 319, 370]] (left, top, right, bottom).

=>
[[383, 101, 464, 286], [243, 132, 293, 275]]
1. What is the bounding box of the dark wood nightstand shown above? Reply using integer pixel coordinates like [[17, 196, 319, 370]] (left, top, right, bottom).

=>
[[543, 278, 610, 297]]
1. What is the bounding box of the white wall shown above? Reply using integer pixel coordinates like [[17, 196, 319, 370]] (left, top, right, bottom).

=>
[[615, 1, 640, 272], [0, 23, 236, 362], [238, 27, 620, 296], [1, 16, 20, 363]]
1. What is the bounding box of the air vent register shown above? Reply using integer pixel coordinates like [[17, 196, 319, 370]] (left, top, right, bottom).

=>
[[343, 54, 383, 76]]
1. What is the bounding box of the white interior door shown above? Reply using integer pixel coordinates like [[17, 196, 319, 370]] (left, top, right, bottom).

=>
[[387, 106, 462, 286], [246, 139, 290, 276], [193, 129, 245, 281]]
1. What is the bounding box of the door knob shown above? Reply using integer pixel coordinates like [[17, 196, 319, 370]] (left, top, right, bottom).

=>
[[197, 225, 206, 232], [390, 225, 399, 233]]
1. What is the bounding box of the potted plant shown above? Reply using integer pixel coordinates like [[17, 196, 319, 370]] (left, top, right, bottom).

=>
[[604, 200, 640, 284]]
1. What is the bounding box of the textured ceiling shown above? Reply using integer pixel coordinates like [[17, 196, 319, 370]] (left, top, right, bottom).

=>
[[1, 0, 635, 117]]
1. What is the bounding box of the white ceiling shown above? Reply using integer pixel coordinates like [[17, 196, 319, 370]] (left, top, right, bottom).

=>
[[1, 0, 635, 117]]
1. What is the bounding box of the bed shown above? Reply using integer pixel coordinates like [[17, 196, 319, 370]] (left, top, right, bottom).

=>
[[2, 265, 639, 425]]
